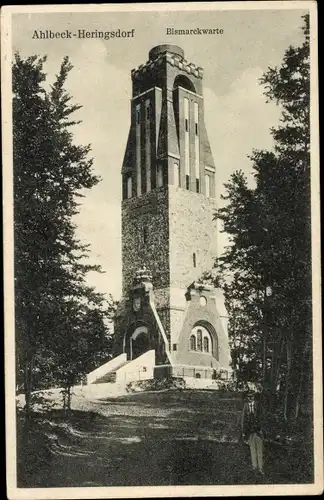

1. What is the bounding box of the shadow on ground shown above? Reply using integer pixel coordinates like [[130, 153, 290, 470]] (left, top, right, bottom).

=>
[[17, 389, 313, 487]]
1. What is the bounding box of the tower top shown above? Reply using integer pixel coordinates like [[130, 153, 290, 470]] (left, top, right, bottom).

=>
[[149, 44, 184, 61], [131, 44, 203, 82]]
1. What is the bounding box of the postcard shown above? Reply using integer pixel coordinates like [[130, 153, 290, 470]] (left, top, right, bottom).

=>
[[2, 2, 322, 499]]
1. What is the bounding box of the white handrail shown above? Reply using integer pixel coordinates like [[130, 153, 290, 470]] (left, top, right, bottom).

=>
[[149, 295, 173, 365]]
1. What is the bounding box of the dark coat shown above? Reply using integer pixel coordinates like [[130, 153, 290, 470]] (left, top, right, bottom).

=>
[[244, 411, 263, 440]]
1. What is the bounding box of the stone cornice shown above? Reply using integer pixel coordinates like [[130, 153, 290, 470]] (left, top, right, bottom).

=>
[[167, 85, 203, 99], [132, 86, 162, 101]]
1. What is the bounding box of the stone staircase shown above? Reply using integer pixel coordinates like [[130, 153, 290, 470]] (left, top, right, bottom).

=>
[[86, 351, 156, 385], [86, 353, 128, 384], [91, 362, 130, 384]]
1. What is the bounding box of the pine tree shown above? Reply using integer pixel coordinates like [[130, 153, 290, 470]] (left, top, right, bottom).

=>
[[13, 54, 115, 419], [214, 15, 311, 424]]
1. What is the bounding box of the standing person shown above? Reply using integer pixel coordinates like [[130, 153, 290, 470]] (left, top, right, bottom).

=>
[[247, 410, 265, 475], [241, 393, 253, 443]]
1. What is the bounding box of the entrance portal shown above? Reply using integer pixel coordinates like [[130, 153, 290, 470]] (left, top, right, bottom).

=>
[[130, 326, 150, 360]]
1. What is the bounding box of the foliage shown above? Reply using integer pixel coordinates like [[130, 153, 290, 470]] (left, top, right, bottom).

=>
[[13, 53, 116, 417], [126, 377, 187, 393], [211, 15, 311, 423]]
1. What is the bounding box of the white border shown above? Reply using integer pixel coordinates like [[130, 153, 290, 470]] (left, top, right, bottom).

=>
[[0, 1, 318, 13], [2, 2, 322, 499]]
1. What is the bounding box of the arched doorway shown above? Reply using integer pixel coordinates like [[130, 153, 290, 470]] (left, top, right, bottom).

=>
[[130, 326, 150, 360]]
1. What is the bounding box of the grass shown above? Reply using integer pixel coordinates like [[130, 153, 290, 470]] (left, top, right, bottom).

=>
[[16, 389, 314, 487]]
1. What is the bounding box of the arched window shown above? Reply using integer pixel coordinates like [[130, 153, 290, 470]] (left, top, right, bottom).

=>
[[189, 335, 196, 351], [197, 329, 203, 351], [189, 324, 215, 357]]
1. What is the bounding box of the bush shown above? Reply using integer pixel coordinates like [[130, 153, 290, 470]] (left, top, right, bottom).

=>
[[126, 377, 186, 393]]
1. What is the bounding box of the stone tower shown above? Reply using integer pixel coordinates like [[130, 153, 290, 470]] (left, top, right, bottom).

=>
[[114, 44, 230, 379]]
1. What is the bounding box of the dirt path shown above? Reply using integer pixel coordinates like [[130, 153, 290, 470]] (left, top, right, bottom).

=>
[[22, 412, 256, 487]]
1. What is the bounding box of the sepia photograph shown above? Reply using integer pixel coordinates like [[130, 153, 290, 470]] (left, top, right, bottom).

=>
[[2, 2, 322, 498]]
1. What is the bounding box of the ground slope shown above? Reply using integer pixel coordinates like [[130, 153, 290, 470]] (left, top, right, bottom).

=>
[[17, 389, 312, 487]]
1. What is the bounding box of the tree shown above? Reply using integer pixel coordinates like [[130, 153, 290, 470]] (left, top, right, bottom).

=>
[[213, 15, 311, 424], [13, 54, 115, 420], [50, 295, 118, 413]]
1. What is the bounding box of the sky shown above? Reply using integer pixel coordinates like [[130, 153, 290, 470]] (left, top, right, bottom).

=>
[[12, 7, 307, 301]]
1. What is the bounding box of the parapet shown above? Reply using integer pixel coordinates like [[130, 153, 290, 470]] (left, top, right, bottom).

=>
[[149, 44, 184, 60], [131, 44, 204, 80]]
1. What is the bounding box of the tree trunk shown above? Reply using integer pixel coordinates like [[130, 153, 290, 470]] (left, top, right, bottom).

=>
[[268, 339, 276, 413], [262, 329, 267, 386], [274, 335, 284, 390], [62, 382, 73, 418], [294, 360, 305, 421], [23, 353, 35, 443], [284, 338, 292, 421], [270, 339, 276, 387], [267, 330, 283, 414], [67, 385, 72, 412], [262, 288, 269, 389], [23, 353, 34, 424]]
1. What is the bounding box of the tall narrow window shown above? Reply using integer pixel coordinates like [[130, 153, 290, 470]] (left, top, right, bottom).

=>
[[214, 335, 219, 361], [145, 99, 151, 192], [189, 335, 196, 351], [203, 337, 209, 353], [157, 164, 163, 187], [194, 103, 199, 133], [184, 98, 190, 181], [186, 175, 190, 190], [136, 104, 141, 196], [197, 329, 203, 351], [193, 252, 196, 268], [205, 174, 210, 198], [127, 175, 132, 199], [174, 162, 180, 187], [194, 102, 200, 183]]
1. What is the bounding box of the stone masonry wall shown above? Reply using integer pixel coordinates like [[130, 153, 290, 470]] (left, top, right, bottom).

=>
[[169, 185, 218, 289], [171, 289, 231, 370], [122, 186, 170, 295], [121, 186, 172, 343]]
